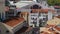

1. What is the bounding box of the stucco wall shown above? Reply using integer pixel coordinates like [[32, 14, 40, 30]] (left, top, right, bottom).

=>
[[0, 0, 5, 12]]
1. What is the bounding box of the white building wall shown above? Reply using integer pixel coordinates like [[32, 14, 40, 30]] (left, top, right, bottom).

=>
[[48, 11, 53, 20], [33, 0, 37, 2], [29, 13, 39, 27], [0, 0, 5, 20]]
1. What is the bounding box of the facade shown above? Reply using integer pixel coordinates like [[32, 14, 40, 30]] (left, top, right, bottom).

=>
[[29, 9, 54, 27], [54, 6, 60, 18], [29, 13, 39, 27], [0, 0, 5, 21]]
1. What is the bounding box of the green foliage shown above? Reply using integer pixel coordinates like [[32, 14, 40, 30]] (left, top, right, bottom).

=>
[[47, 0, 60, 6]]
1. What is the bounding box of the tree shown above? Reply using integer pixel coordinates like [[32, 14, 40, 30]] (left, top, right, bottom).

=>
[[47, 0, 60, 6]]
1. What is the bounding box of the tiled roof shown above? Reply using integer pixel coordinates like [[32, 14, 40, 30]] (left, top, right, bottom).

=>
[[47, 17, 60, 25], [5, 17, 25, 27], [54, 6, 60, 9], [56, 16, 60, 18], [54, 26, 60, 31], [31, 9, 54, 13]]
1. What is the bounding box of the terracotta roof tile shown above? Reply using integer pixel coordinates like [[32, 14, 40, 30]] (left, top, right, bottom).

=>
[[31, 9, 54, 13], [54, 6, 60, 9], [5, 17, 25, 27], [56, 16, 60, 18]]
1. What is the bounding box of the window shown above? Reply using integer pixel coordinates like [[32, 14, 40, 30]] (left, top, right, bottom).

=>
[[57, 9, 60, 15]]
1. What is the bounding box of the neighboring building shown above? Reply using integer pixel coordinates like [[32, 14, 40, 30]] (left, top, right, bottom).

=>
[[0, 0, 5, 21], [29, 8, 54, 27], [29, 13, 39, 27], [54, 6, 60, 16]]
